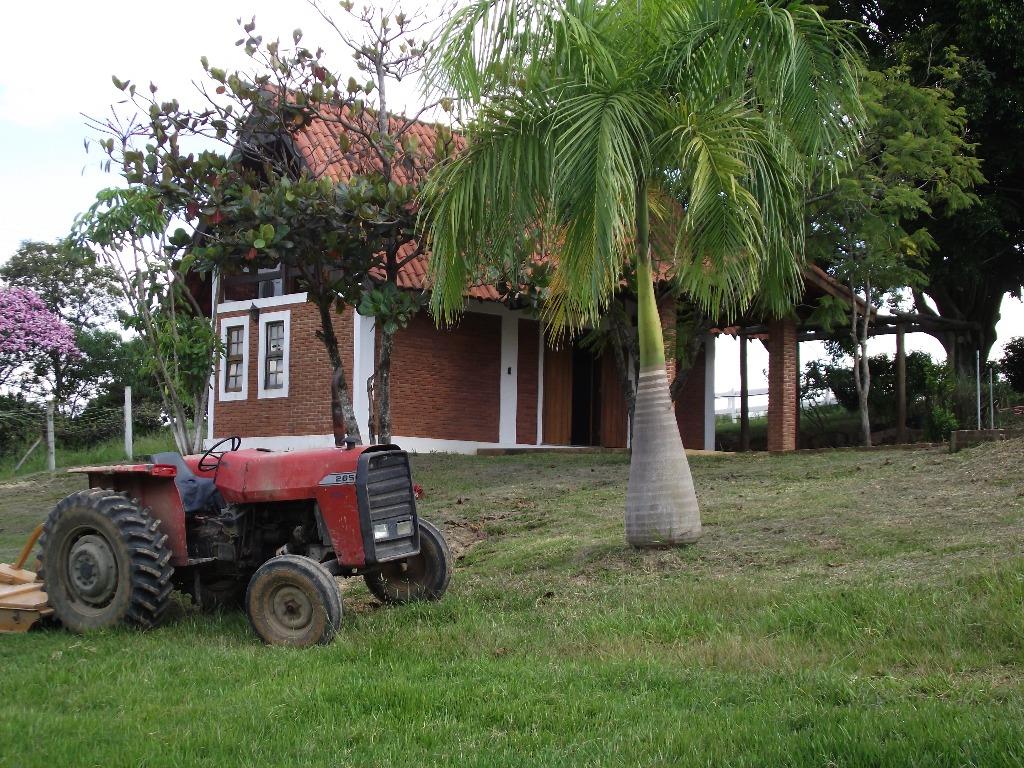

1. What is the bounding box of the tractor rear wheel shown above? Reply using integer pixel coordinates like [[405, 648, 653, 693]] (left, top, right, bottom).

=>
[[245, 555, 342, 647], [364, 519, 452, 604], [38, 489, 174, 632]]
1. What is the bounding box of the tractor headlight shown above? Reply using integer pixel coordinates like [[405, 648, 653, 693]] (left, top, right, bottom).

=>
[[373, 523, 389, 541], [395, 519, 413, 537]]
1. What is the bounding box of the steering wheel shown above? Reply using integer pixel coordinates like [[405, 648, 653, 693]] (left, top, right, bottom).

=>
[[199, 435, 242, 472]]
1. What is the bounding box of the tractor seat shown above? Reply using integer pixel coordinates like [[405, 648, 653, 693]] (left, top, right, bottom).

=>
[[150, 452, 224, 515]]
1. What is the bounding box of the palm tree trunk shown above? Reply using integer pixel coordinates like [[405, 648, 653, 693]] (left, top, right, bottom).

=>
[[625, 181, 702, 547]]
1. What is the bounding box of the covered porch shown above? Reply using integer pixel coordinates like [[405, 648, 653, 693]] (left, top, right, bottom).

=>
[[724, 267, 979, 451]]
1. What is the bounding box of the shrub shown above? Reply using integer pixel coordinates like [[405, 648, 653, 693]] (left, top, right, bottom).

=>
[[1000, 336, 1024, 393]]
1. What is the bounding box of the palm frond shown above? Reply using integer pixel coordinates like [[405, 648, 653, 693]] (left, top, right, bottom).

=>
[[421, 0, 867, 326], [420, 96, 554, 325], [543, 81, 658, 333], [423, 0, 618, 106]]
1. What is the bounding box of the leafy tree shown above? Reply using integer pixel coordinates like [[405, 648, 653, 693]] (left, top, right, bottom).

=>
[[0, 287, 78, 389], [826, 0, 1024, 375], [90, 1, 452, 445], [194, 174, 380, 444], [421, 0, 864, 546], [302, 0, 455, 444], [807, 56, 982, 445], [0, 240, 118, 328], [82, 335, 167, 437], [1000, 337, 1024, 393], [0, 240, 121, 411], [802, 350, 963, 441], [73, 188, 218, 455], [804, 351, 938, 424]]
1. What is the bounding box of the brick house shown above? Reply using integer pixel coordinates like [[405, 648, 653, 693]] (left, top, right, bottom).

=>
[[207, 274, 718, 454], [202, 108, 819, 455]]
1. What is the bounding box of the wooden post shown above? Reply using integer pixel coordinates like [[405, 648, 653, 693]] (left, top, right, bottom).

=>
[[124, 386, 133, 460], [13, 437, 42, 473], [895, 323, 907, 444], [46, 400, 55, 473], [793, 336, 801, 448], [739, 334, 750, 452]]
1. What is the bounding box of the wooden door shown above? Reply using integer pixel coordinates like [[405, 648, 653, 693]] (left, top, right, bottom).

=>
[[599, 353, 628, 448], [543, 346, 572, 445]]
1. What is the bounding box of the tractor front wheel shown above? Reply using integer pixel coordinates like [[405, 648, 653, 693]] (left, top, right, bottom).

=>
[[245, 555, 342, 647], [364, 519, 452, 605], [38, 489, 174, 632]]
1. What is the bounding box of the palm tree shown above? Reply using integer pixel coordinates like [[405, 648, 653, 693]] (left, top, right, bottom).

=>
[[420, 0, 863, 546]]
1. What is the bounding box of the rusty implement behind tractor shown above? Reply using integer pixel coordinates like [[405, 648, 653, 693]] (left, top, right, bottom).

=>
[[0, 524, 52, 633]]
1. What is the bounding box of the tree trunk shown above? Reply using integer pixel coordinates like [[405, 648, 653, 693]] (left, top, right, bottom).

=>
[[376, 326, 395, 444], [625, 181, 701, 547], [915, 279, 1003, 380], [850, 280, 872, 448], [190, 380, 211, 454], [316, 300, 361, 445], [856, 346, 871, 447], [170, 397, 191, 456], [895, 324, 907, 443]]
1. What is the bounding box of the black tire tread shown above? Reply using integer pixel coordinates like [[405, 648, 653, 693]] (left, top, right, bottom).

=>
[[38, 489, 175, 630]]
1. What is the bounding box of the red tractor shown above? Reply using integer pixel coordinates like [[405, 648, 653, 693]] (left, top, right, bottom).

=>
[[0, 438, 451, 647]]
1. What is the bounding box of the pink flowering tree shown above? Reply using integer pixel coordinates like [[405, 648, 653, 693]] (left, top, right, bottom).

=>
[[0, 287, 79, 388]]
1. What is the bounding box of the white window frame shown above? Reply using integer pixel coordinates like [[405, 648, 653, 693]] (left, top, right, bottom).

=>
[[219, 318, 249, 402], [257, 309, 291, 399]]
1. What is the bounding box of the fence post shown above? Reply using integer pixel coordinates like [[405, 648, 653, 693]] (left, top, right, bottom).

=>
[[976, 350, 982, 430], [46, 400, 56, 473], [124, 386, 133, 460], [895, 323, 907, 443], [989, 366, 995, 429]]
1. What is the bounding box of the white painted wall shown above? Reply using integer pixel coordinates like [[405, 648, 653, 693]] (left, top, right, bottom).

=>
[[211, 432, 521, 455], [498, 313, 519, 445], [464, 301, 525, 447], [352, 311, 376, 440], [703, 334, 716, 450], [216, 292, 309, 314]]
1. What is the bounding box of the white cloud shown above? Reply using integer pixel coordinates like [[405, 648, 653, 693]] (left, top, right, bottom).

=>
[[0, 0, 446, 257]]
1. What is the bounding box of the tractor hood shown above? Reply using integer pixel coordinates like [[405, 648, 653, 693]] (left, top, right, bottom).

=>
[[187, 444, 401, 505]]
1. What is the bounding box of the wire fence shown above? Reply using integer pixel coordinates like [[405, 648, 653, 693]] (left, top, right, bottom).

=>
[[0, 396, 168, 473]]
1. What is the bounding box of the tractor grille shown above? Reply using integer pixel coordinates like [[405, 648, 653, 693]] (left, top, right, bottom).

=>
[[365, 452, 415, 522], [361, 450, 419, 563]]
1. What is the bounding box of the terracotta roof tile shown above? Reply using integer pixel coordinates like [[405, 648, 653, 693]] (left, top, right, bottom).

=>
[[280, 100, 505, 297], [286, 99, 818, 307]]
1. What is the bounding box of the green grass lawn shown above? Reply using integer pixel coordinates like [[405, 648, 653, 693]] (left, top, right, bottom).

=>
[[1, 442, 1022, 766]]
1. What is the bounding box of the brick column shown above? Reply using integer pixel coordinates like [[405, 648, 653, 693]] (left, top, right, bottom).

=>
[[767, 317, 798, 452]]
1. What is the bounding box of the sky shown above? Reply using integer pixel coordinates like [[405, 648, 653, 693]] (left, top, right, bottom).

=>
[[1, 0, 1021, 400]]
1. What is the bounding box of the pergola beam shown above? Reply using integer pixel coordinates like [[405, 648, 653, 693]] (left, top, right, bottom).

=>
[[730, 314, 979, 342]]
